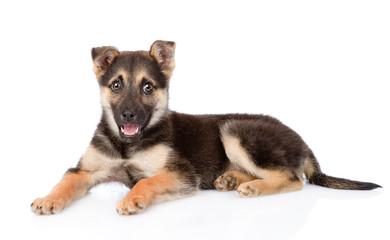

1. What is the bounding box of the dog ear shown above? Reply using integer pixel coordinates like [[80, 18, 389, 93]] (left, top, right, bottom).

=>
[[91, 46, 119, 77], [150, 40, 176, 78]]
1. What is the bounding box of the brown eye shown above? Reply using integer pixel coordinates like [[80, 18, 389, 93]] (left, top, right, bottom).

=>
[[111, 81, 121, 92], [143, 83, 154, 94]]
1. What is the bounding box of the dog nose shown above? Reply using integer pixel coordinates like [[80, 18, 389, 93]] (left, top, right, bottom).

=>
[[122, 110, 136, 122]]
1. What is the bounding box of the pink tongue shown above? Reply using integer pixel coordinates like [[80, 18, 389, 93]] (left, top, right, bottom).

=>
[[123, 124, 139, 136]]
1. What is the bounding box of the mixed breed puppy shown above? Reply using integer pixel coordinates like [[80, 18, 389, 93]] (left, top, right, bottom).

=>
[[31, 41, 380, 215]]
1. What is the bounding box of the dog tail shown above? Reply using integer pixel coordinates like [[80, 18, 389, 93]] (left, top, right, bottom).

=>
[[304, 152, 381, 190]]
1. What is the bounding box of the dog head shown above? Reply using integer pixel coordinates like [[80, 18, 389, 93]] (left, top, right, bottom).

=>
[[91, 40, 175, 143]]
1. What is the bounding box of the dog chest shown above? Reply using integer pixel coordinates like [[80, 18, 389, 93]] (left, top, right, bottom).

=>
[[125, 144, 173, 178]]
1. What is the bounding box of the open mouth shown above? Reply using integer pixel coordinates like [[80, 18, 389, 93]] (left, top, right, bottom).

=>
[[120, 124, 141, 137], [117, 113, 151, 142]]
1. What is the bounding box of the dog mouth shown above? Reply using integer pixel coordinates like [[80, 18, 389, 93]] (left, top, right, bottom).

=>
[[120, 124, 141, 137], [116, 113, 151, 142]]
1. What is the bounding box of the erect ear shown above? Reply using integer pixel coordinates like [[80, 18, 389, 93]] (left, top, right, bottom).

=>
[[91, 46, 119, 77], [149, 40, 176, 78]]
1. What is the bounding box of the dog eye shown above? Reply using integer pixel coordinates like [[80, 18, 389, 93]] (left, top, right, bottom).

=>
[[111, 81, 122, 92], [143, 83, 154, 94]]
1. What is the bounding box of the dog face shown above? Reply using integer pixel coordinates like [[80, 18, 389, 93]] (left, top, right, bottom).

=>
[[91, 41, 176, 143]]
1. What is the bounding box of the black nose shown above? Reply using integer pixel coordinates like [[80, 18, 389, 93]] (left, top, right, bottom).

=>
[[122, 110, 136, 122]]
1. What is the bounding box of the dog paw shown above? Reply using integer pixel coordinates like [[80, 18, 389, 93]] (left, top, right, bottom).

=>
[[214, 173, 238, 191], [237, 182, 259, 198], [30, 197, 66, 215], [116, 196, 147, 216]]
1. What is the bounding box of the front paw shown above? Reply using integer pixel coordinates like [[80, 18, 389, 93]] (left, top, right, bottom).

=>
[[30, 197, 67, 215], [116, 196, 147, 216]]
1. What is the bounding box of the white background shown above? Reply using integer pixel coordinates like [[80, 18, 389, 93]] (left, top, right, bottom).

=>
[[0, 0, 389, 239]]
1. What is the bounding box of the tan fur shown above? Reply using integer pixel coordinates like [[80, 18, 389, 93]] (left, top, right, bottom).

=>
[[303, 157, 315, 179], [237, 170, 304, 197], [220, 128, 304, 197], [133, 67, 149, 86], [147, 89, 168, 128], [107, 64, 150, 87], [116, 171, 179, 215], [31, 142, 177, 215], [31, 40, 380, 216], [150, 41, 176, 78], [98, 62, 169, 130], [99, 87, 120, 137], [100, 69, 130, 106], [80, 145, 121, 181], [126, 144, 172, 178], [30, 144, 118, 215], [108, 69, 131, 86], [92, 46, 119, 78], [220, 133, 262, 177], [30, 171, 91, 215], [214, 170, 257, 191], [81, 143, 173, 180]]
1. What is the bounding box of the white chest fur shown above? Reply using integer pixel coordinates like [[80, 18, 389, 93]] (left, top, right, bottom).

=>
[[126, 144, 173, 178], [81, 143, 173, 184]]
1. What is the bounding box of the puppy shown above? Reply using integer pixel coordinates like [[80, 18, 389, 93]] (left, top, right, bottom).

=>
[[31, 41, 380, 215]]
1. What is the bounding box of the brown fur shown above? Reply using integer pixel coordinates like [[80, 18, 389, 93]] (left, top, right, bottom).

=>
[[116, 171, 180, 215], [92, 46, 119, 78], [214, 171, 257, 191], [237, 170, 304, 197], [31, 40, 381, 216], [31, 171, 91, 215]]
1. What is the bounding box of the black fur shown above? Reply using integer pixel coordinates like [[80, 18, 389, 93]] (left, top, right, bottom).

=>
[[31, 41, 381, 217], [309, 173, 381, 190], [223, 117, 309, 177], [89, 43, 381, 192], [66, 159, 83, 174], [101, 52, 167, 88]]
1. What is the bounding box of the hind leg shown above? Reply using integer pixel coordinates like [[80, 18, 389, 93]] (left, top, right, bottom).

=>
[[219, 119, 306, 197], [214, 171, 257, 191], [237, 171, 303, 197]]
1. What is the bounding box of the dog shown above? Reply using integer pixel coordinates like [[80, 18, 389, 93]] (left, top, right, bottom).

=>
[[31, 40, 381, 215]]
